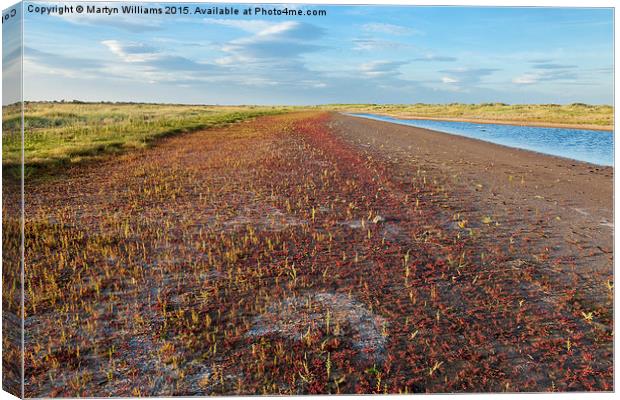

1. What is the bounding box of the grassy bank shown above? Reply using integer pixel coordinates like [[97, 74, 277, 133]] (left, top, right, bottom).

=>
[[319, 103, 613, 130], [2, 102, 289, 171]]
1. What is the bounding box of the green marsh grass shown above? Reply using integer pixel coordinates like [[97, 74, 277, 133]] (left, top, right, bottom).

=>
[[2, 102, 289, 171]]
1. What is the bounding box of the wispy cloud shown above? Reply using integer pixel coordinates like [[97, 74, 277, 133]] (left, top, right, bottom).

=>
[[23, 46, 116, 83], [441, 76, 459, 84], [528, 58, 554, 63], [102, 40, 219, 74], [362, 22, 420, 36], [21, 4, 614, 105], [102, 40, 159, 62], [412, 54, 457, 62], [28, 19, 329, 91], [360, 60, 408, 78], [216, 21, 325, 65], [513, 61, 581, 85], [512, 74, 539, 85], [26, 42, 203, 86], [26, 46, 104, 70], [352, 38, 411, 51], [531, 63, 577, 70], [512, 69, 580, 85], [3, 47, 22, 70], [439, 67, 499, 86]]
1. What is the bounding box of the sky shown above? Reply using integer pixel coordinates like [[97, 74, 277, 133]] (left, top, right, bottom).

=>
[[2, 2, 21, 105], [3, 2, 615, 105]]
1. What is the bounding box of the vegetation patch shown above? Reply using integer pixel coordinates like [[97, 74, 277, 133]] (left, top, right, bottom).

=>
[[3, 102, 290, 174], [8, 111, 613, 396], [318, 103, 613, 129]]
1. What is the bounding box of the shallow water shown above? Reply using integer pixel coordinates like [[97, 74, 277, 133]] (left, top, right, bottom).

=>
[[347, 113, 614, 166]]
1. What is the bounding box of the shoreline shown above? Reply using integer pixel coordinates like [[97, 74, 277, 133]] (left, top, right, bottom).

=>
[[353, 112, 613, 131], [332, 109, 612, 269], [345, 112, 613, 167]]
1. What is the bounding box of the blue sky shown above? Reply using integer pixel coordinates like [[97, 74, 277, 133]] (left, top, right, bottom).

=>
[[7, 3, 615, 104], [2, 2, 22, 105]]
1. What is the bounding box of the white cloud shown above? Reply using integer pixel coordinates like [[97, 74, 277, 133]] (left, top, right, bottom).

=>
[[513, 74, 539, 85], [441, 76, 459, 84], [512, 68, 580, 85], [414, 55, 457, 62], [22, 46, 128, 87], [362, 22, 420, 36], [352, 38, 411, 51], [216, 21, 324, 65], [439, 67, 499, 86], [360, 60, 407, 78], [532, 63, 577, 70], [101, 40, 159, 62], [99, 40, 222, 85]]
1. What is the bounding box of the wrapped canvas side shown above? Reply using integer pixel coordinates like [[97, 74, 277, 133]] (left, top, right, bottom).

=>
[[2, 2, 24, 398]]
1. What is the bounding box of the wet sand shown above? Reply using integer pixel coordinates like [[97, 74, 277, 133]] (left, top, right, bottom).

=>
[[331, 112, 613, 301]]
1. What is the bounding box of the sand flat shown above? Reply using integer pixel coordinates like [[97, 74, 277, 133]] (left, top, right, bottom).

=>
[[332, 111, 612, 291]]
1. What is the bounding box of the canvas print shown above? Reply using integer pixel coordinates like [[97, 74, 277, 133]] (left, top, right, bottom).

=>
[[2, 1, 614, 397]]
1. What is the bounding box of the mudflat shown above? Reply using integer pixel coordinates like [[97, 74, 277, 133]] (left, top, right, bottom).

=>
[[21, 112, 613, 396], [331, 112, 612, 277]]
